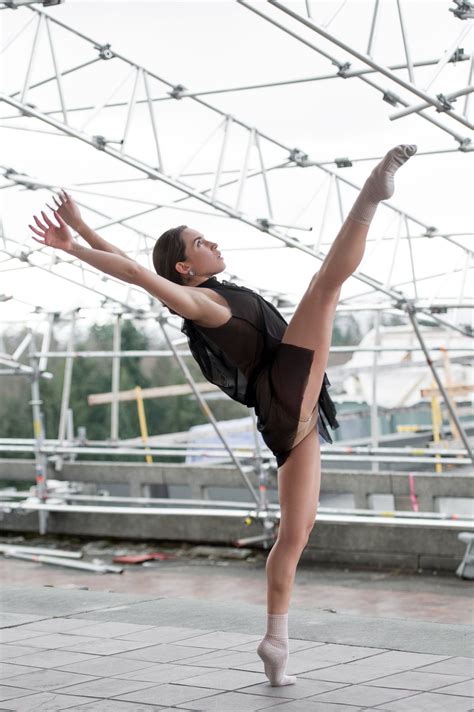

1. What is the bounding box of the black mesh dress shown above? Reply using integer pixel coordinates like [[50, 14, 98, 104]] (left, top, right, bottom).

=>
[[181, 276, 339, 467]]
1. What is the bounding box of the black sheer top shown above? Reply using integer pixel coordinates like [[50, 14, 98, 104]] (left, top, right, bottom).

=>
[[180, 276, 338, 441]]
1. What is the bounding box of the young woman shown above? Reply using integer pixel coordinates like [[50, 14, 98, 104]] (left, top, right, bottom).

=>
[[29, 144, 416, 687]]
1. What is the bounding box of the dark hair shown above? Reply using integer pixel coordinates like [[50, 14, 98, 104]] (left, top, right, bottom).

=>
[[152, 225, 188, 316]]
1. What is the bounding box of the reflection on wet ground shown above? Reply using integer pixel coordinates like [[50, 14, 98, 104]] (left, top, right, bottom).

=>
[[1, 536, 471, 626]]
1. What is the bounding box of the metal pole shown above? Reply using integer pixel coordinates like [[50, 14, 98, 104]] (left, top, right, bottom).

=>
[[111, 314, 121, 441], [267, 0, 474, 131], [237, 0, 470, 145], [58, 311, 76, 444], [405, 303, 473, 462], [28, 333, 48, 535], [370, 310, 381, 473], [159, 319, 261, 506]]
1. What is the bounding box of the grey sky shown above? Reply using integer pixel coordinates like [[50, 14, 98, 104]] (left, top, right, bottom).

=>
[[0, 0, 472, 327]]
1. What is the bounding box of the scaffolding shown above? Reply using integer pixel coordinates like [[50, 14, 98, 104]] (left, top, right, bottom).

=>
[[0, 1, 472, 538]]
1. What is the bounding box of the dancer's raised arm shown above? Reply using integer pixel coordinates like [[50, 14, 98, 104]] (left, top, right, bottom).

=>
[[48, 189, 133, 261], [28, 209, 206, 319]]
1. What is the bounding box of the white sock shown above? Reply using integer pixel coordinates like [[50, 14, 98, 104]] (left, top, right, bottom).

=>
[[256, 612, 297, 686], [348, 144, 417, 225]]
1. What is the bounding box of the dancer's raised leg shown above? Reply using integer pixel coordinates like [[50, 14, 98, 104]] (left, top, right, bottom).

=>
[[257, 145, 417, 688], [285, 144, 417, 419], [316, 144, 417, 292]]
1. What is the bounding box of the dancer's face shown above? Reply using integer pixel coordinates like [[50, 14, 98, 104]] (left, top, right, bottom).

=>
[[176, 227, 226, 282]]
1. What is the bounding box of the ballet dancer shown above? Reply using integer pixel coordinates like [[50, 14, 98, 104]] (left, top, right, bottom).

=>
[[29, 144, 417, 687]]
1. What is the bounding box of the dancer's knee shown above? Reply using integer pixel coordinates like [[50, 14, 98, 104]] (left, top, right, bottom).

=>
[[276, 524, 313, 553], [311, 269, 342, 300]]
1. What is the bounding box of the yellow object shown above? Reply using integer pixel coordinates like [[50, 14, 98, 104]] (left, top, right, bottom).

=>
[[135, 386, 153, 464]]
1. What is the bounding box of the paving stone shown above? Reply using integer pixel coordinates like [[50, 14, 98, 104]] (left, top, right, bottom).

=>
[[0, 646, 40, 661], [309, 683, 415, 706], [16, 618, 100, 634], [116, 683, 224, 706], [367, 670, 471, 691], [173, 689, 291, 710], [67, 622, 155, 639], [170, 631, 261, 650], [57, 655, 158, 678], [61, 638, 155, 656], [16, 633, 100, 650], [416, 656, 474, 677], [433, 678, 474, 696], [0, 691, 92, 710], [56, 676, 156, 699], [0, 614, 43, 629], [0, 669, 98, 692], [11, 649, 96, 669], [0, 686, 34, 702], [242, 702, 363, 712], [161, 668, 267, 691], [302, 650, 454, 684], [0, 629, 46, 644], [120, 663, 223, 684], [299, 643, 387, 663], [118, 627, 214, 644], [241, 676, 349, 700], [68, 700, 170, 711], [173, 649, 259, 670], [120, 643, 216, 664], [375, 690, 474, 711], [0, 663, 44, 679]]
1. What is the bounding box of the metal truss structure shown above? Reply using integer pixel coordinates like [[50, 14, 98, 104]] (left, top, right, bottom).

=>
[[0, 1, 472, 535]]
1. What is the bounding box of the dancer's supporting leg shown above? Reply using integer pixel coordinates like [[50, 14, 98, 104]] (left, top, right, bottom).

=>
[[257, 144, 417, 687]]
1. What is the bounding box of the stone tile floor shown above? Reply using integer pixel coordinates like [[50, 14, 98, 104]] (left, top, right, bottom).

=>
[[0, 587, 472, 711]]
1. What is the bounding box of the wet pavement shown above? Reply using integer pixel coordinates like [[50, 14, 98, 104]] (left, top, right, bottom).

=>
[[0, 544, 472, 626], [0, 563, 473, 711]]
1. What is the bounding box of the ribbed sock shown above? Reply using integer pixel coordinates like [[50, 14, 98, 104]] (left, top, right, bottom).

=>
[[348, 144, 417, 225], [256, 612, 296, 686]]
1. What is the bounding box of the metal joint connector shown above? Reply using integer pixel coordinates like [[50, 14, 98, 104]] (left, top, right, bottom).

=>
[[435, 93, 454, 112], [337, 62, 351, 77], [96, 43, 114, 60], [289, 148, 309, 166], [335, 157, 352, 168], [424, 226, 438, 237], [458, 137, 473, 152], [169, 84, 187, 99], [449, 48, 466, 62], [449, 1, 474, 20], [382, 91, 400, 107], [92, 135, 107, 150], [257, 218, 270, 232]]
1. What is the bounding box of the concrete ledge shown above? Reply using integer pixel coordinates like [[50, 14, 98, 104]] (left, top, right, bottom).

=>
[[0, 510, 469, 571], [2, 458, 474, 511]]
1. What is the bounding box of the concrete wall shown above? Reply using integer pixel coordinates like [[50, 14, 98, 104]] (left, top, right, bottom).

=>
[[1, 458, 472, 512]]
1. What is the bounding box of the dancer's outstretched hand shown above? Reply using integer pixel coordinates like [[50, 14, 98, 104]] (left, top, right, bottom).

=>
[[46, 189, 82, 231], [29, 210, 74, 252]]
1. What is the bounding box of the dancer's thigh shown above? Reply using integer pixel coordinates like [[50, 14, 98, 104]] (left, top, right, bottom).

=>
[[277, 429, 321, 546], [281, 274, 340, 421]]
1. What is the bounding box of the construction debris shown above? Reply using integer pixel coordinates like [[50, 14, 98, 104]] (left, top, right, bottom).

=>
[[3, 551, 123, 574]]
